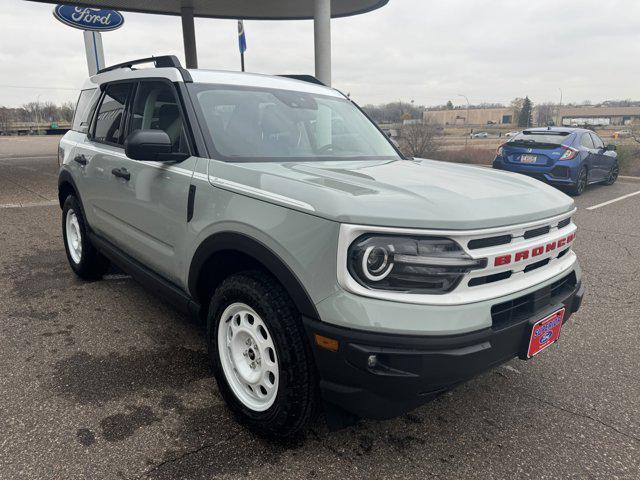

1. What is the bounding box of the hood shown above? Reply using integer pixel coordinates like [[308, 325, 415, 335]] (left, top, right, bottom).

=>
[[208, 158, 575, 230]]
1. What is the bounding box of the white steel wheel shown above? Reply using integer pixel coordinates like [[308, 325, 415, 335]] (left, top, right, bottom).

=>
[[217, 302, 279, 412], [65, 208, 82, 264]]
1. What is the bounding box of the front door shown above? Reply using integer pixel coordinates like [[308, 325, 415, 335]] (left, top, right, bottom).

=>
[[106, 80, 196, 285]]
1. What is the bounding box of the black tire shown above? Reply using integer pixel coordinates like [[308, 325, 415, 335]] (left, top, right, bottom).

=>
[[62, 195, 110, 280], [207, 270, 318, 437], [568, 166, 588, 196], [602, 163, 619, 186]]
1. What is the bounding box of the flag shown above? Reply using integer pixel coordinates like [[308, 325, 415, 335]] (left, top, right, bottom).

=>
[[238, 20, 247, 54]]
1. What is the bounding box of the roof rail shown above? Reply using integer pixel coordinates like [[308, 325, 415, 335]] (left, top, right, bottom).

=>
[[278, 74, 325, 86], [97, 55, 182, 74]]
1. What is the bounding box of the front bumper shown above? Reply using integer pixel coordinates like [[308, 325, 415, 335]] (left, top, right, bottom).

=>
[[304, 273, 584, 420]]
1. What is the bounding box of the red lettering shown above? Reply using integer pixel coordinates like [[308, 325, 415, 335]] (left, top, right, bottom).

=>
[[532, 246, 544, 257], [566, 233, 575, 243], [515, 250, 529, 262], [494, 254, 511, 266], [557, 238, 567, 248], [546, 241, 556, 252]]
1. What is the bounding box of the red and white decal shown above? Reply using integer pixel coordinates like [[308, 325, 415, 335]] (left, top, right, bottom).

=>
[[494, 232, 575, 267]]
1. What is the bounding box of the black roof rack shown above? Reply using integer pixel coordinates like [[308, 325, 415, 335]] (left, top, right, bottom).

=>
[[278, 74, 325, 86], [97, 55, 182, 74]]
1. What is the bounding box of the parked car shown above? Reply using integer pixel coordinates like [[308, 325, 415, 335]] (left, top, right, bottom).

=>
[[613, 129, 632, 139], [471, 131, 489, 138], [58, 56, 583, 436], [505, 131, 520, 138], [493, 127, 619, 195]]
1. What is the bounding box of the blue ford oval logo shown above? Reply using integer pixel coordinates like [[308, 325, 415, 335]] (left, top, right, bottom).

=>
[[53, 5, 124, 32], [540, 331, 553, 344]]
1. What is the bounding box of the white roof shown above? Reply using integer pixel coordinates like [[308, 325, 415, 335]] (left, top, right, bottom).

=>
[[81, 67, 344, 98]]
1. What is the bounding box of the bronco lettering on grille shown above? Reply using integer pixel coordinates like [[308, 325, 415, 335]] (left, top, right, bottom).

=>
[[494, 232, 575, 267]]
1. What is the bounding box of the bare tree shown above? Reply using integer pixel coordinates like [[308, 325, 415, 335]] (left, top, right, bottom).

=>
[[400, 121, 441, 158]]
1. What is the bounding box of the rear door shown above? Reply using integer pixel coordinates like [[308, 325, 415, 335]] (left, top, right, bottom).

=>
[[579, 132, 599, 181], [107, 79, 196, 284], [590, 132, 613, 180]]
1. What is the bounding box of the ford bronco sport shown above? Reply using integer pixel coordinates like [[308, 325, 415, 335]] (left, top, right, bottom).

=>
[[58, 56, 584, 436]]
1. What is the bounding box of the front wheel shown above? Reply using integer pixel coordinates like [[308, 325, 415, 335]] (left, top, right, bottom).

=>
[[207, 271, 318, 437], [568, 166, 588, 196], [602, 163, 619, 186]]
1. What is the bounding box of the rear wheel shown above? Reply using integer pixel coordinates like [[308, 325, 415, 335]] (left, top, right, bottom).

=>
[[568, 166, 588, 196], [602, 163, 619, 186], [62, 195, 110, 280], [207, 271, 318, 437]]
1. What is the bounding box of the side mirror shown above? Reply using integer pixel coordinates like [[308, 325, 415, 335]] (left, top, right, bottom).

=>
[[124, 129, 187, 162], [605, 144, 616, 152]]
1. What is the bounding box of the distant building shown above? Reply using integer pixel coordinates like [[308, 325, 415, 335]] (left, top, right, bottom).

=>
[[423, 105, 640, 128], [558, 106, 640, 127], [424, 107, 517, 126]]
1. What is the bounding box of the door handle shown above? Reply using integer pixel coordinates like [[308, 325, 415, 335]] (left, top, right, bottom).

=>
[[73, 154, 87, 166], [111, 167, 131, 181]]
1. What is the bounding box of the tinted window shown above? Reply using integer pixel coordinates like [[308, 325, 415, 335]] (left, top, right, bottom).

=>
[[189, 84, 399, 162], [93, 83, 132, 145], [580, 133, 595, 149], [509, 131, 570, 147], [129, 81, 188, 154], [590, 133, 604, 149], [72, 88, 98, 133]]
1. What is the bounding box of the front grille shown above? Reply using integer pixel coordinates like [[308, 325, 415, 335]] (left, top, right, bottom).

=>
[[524, 225, 550, 239], [523, 258, 550, 273], [557, 218, 571, 229], [490, 271, 577, 329], [468, 271, 512, 287], [468, 234, 512, 250]]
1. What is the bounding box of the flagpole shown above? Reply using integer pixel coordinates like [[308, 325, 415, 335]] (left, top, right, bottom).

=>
[[238, 19, 246, 72], [241, 51, 245, 72]]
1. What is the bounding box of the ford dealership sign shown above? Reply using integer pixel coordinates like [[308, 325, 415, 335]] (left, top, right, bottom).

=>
[[53, 5, 124, 31]]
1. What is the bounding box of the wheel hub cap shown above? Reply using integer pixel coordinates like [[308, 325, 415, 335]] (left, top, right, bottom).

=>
[[65, 209, 82, 264], [217, 303, 279, 411]]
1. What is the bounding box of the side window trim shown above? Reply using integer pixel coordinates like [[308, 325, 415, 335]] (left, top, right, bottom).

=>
[[590, 132, 604, 150], [89, 81, 135, 149], [128, 77, 193, 156]]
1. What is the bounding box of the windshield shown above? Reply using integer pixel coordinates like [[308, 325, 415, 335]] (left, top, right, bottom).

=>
[[189, 83, 400, 162], [508, 131, 571, 148]]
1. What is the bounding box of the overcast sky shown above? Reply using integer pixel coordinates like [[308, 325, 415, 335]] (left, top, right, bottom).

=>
[[1, 0, 639, 108]]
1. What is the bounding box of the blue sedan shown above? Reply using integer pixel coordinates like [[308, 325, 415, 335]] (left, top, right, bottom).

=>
[[493, 127, 619, 195]]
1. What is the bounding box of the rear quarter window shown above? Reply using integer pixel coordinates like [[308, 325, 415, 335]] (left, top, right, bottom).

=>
[[71, 88, 99, 133]]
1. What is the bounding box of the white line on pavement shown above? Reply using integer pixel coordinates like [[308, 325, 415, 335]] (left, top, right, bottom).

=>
[[586, 190, 640, 211], [0, 200, 57, 209]]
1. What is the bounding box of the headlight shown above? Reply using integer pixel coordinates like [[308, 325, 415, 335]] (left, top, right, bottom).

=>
[[347, 235, 487, 294]]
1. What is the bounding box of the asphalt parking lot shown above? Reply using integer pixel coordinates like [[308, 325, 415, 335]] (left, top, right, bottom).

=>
[[0, 136, 638, 480]]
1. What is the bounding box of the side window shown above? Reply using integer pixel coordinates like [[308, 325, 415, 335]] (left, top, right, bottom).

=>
[[580, 133, 594, 149], [591, 133, 604, 149], [93, 83, 132, 145], [72, 88, 98, 133], [130, 81, 188, 154]]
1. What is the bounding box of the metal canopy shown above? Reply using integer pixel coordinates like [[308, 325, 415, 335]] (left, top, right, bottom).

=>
[[28, 0, 389, 85], [28, 0, 388, 20]]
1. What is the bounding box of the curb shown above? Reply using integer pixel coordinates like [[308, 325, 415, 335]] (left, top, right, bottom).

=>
[[619, 175, 640, 183]]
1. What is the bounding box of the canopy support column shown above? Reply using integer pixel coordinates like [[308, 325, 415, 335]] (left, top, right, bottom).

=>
[[314, 0, 331, 86], [181, 6, 198, 68]]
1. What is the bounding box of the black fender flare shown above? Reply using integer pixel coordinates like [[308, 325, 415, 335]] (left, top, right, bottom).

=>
[[188, 231, 320, 320], [57, 168, 82, 209]]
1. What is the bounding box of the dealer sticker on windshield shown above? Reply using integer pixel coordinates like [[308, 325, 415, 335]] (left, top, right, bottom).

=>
[[520, 154, 537, 163], [527, 308, 565, 358]]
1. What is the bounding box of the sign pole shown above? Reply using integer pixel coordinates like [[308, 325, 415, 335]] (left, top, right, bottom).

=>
[[83, 30, 105, 75]]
